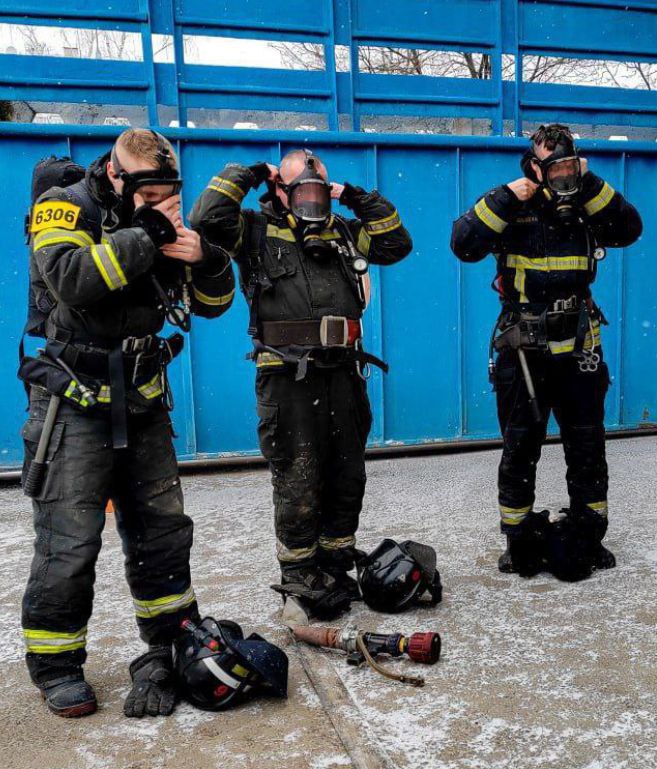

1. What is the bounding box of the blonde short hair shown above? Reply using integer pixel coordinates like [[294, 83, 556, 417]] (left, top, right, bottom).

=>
[[115, 129, 178, 170]]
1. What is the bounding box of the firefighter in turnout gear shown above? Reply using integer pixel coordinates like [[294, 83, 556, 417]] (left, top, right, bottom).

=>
[[20, 129, 234, 717], [190, 149, 412, 619], [451, 124, 642, 582]]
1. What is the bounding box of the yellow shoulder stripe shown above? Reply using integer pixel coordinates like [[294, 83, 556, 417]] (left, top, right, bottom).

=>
[[33, 228, 94, 251]]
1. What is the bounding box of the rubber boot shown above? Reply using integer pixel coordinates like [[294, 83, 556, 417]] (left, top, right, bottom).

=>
[[498, 510, 551, 578], [548, 508, 615, 582], [271, 564, 352, 620], [39, 672, 97, 718], [317, 546, 364, 602]]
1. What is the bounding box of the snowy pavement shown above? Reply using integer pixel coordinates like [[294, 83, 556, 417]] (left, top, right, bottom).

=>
[[1, 436, 656, 769]]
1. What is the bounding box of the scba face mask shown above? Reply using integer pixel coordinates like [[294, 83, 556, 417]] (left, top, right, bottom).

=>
[[111, 130, 183, 205], [521, 125, 582, 226], [279, 151, 333, 260]]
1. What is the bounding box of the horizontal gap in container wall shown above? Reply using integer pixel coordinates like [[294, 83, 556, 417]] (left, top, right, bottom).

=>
[[153, 34, 327, 70], [522, 55, 657, 89], [520, 120, 657, 141], [0, 23, 143, 61], [0, 101, 147, 126], [157, 105, 330, 131], [360, 116, 492, 135]]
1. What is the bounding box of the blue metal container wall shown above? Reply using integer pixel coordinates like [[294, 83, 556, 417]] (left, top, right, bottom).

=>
[[0, 0, 656, 467], [1, 131, 655, 468]]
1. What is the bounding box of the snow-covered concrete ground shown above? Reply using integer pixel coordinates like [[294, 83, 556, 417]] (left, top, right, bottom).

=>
[[1, 436, 656, 769]]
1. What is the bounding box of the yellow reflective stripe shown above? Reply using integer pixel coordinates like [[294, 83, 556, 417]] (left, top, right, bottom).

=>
[[318, 534, 357, 551], [192, 286, 235, 307], [266, 224, 296, 242], [90, 244, 127, 291], [133, 586, 196, 619], [365, 209, 401, 235], [256, 352, 285, 368], [24, 627, 87, 654], [584, 182, 614, 217], [97, 385, 111, 403], [232, 663, 250, 679], [208, 176, 246, 203], [276, 540, 318, 563], [357, 227, 371, 257], [136, 374, 163, 400], [64, 380, 77, 398], [506, 254, 590, 271], [547, 325, 600, 355], [103, 242, 127, 286], [500, 505, 531, 525], [33, 228, 94, 251], [319, 229, 341, 241], [587, 501, 608, 517], [474, 199, 507, 234]]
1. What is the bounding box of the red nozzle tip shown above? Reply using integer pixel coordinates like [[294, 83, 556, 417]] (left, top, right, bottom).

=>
[[407, 632, 441, 664]]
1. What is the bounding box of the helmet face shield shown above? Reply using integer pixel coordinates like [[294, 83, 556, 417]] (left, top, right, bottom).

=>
[[545, 156, 580, 195]]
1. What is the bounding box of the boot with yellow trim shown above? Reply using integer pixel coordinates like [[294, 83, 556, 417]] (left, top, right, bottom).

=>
[[498, 510, 551, 577]]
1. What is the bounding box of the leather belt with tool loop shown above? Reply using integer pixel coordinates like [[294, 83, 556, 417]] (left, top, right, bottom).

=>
[[252, 316, 388, 381]]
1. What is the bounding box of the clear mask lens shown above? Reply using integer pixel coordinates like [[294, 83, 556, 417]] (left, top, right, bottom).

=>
[[546, 157, 580, 194], [289, 179, 331, 222]]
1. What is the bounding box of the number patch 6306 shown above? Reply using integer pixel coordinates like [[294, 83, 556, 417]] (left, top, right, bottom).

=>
[[31, 201, 81, 233]]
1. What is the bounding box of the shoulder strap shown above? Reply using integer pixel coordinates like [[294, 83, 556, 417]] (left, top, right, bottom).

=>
[[246, 212, 269, 338]]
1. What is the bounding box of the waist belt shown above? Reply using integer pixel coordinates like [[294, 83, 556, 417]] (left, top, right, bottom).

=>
[[252, 316, 387, 381], [495, 297, 603, 355], [261, 317, 362, 348], [43, 328, 183, 449]]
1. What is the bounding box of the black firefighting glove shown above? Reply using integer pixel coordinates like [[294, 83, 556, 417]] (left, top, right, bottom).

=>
[[248, 162, 272, 187], [132, 205, 177, 248], [338, 181, 367, 209], [124, 646, 177, 718]]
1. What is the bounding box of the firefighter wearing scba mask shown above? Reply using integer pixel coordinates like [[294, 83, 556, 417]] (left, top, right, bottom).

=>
[[190, 149, 412, 619], [451, 124, 642, 582], [19, 129, 234, 718]]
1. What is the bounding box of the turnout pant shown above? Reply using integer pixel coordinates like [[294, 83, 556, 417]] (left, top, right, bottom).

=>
[[495, 350, 610, 533], [255, 365, 372, 572], [21, 387, 197, 684]]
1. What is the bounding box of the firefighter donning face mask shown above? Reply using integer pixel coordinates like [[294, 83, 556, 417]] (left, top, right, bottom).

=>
[[522, 125, 582, 226], [279, 152, 333, 260], [111, 130, 183, 209]]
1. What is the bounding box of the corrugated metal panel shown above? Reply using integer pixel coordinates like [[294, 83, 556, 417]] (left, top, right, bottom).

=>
[[0, 1, 655, 468]]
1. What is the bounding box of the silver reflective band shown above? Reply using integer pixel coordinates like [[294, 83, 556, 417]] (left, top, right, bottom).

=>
[[202, 656, 241, 689]]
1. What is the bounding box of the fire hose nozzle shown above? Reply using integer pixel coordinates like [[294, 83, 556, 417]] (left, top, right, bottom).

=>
[[406, 632, 441, 665]]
